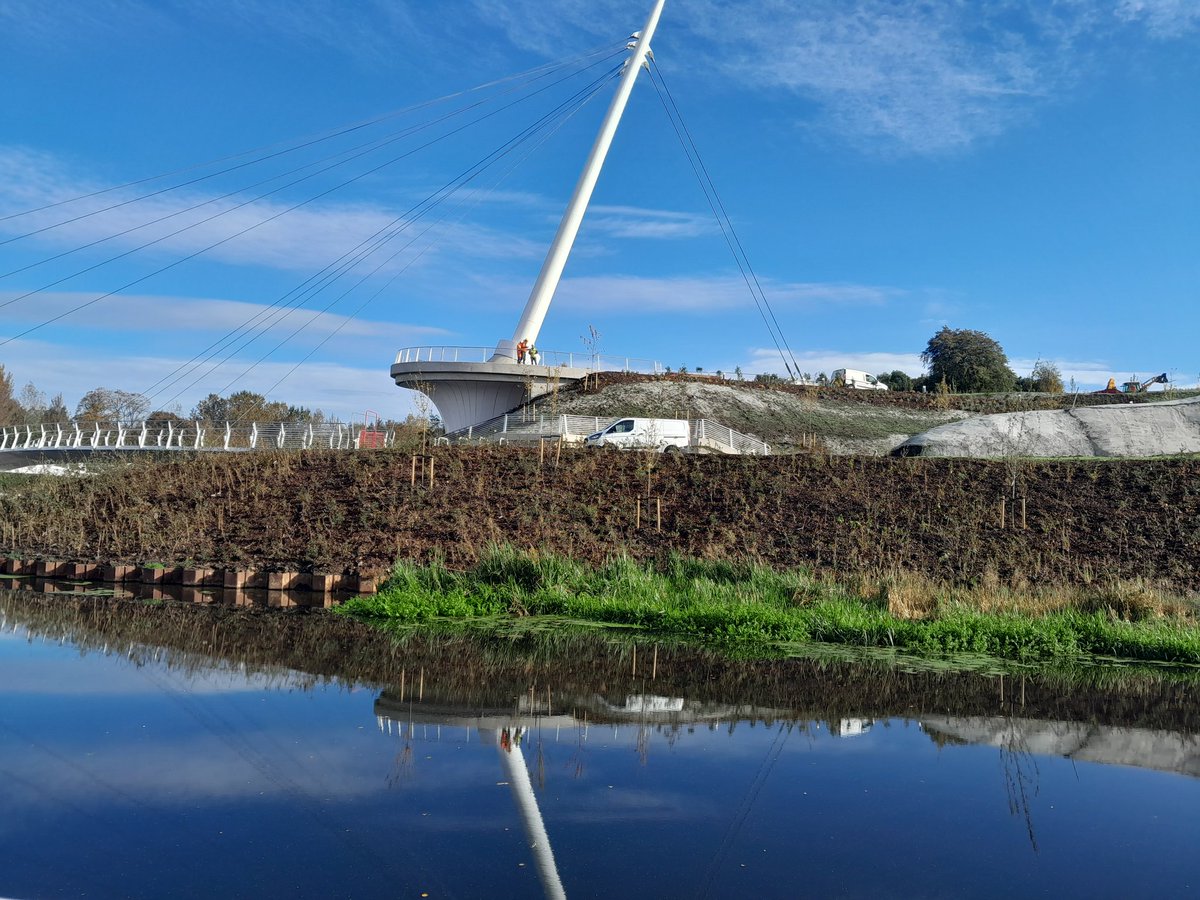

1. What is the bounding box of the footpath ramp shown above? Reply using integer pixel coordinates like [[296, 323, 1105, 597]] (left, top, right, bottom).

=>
[[896, 396, 1200, 458]]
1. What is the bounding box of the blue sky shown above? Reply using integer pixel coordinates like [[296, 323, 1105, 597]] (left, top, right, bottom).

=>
[[1, 0, 1197, 420]]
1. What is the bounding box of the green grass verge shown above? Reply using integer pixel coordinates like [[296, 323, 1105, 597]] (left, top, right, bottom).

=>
[[336, 546, 1200, 666]]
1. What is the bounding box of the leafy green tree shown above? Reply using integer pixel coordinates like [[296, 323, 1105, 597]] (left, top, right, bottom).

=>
[[15, 383, 68, 425], [75, 388, 150, 425], [877, 370, 914, 391], [192, 391, 316, 425], [193, 391, 275, 424], [1030, 360, 1064, 393], [0, 365, 22, 425], [920, 327, 1016, 393], [44, 393, 71, 424], [146, 409, 187, 428]]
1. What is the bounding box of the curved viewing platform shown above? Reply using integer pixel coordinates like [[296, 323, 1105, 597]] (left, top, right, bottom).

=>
[[393, 346, 664, 374], [390, 345, 663, 433]]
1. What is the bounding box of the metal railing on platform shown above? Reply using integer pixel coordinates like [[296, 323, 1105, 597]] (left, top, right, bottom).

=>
[[392, 345, 663, 374], [0, 422, 397, 453]]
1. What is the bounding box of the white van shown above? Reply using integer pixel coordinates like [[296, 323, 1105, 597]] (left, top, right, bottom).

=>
[[832, 368, 888, 390], [585, 418, 690, 451]]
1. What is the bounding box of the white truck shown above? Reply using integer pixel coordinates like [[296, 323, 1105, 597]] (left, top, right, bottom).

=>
[[584, 418, 690, 451], [832, 368, 888, 390]]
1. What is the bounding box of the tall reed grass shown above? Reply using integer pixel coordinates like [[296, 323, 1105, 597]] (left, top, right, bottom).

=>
[[338, 546, 1200, 666]]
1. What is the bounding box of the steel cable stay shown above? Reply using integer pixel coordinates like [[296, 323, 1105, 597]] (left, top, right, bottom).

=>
[[647, 60, 802, 380], [211, 73, 621, 416], [646, 66, 793, 378], [0, 50, 624, 309], [650, 59, 803, 378], [0, 52, 625, 281], [151, 68, 620, 418], [698, 722, 792, 899], [137, 67, 623, 420], [0, 45, 627, 272], [224, 68, 621, 420], [0, 39, 625, 228], [129, 663, 440, 892], [0, 61, 625, 351]]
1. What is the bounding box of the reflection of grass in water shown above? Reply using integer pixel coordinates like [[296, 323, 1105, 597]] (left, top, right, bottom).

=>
[[337, 546, 1200, 668], [5, 587, 1199, 737]]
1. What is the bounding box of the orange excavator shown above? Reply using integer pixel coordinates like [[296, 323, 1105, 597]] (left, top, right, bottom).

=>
[[1096, 373, 1168, 394]]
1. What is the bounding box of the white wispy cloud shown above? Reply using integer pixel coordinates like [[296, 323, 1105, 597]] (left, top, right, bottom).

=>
[[467, 0, 646, 56], [548, 273, 901, 312], [0, 335, 422, 420], [469, 0, 1200, 155], [181, 0, 420, 60], [1008, 356, 1180, 390], [744, 347, 925, 379], [0, 147, 545, 276], [0, 290, 447, 346], [692, 2, 1056, 155], [0, 0, 171, 48], [0, 0, 424, 63], [587, 205, 714, 240], [1115, 0, 1200, 37], [737, 349, 1181, 389]]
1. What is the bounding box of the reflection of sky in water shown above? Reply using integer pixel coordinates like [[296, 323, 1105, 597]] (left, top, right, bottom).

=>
[[2, 627, 1198, 899]]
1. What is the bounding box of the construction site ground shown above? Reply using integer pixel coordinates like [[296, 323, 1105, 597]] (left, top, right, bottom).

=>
[[3, 446, 1200, 591], [521, 373, 1197, 455]]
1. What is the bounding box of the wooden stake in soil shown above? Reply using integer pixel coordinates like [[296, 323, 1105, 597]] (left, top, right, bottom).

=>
[[419, 668, 424, 702], [555, 438, 562, 466], [1021, 498, 1027, 530], [999, 497, 1006, 529], [410, 455, 417, 488], [652, 644, 658, 680], [429, 456, 435, 489], [635, 497, 641, 529], [631, 644, 637, 676], [539, 439, 545, 467], [400, 668, 406, 702], [656, 498, 662, 532]]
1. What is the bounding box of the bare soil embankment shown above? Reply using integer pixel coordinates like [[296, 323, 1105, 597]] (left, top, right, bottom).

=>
[[525, 373, 1196, 455], [2, 448, 1199, 591]]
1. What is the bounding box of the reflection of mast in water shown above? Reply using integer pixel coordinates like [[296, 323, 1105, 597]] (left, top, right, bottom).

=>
[[998, 719, 1041, 853], [498, 727, 567, 900]]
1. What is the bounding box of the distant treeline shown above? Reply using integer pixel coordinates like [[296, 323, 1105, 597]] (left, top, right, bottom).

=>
[[0, 364, 432, 430]]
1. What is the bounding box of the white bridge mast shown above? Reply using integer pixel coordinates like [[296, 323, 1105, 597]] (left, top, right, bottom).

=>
[[496, 0, 667, 360]]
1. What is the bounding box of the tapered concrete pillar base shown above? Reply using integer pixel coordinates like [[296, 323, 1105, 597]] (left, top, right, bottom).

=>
[[390, 360, 588, 433]]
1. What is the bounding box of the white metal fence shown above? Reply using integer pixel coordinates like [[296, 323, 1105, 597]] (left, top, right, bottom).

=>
[[2, 417, 769, 456], [444, 412, 770, 455], [691, 419, 770, 455], [445, 413, 619, 443], [0, 421, 396, 453]]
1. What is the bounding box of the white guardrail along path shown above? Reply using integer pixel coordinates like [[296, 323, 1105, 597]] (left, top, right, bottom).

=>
[[2, 416, 770, 456], [0, 422, 397, 452]]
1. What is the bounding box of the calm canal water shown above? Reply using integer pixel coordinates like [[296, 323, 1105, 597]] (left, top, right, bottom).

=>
[[1, 594, 1198, 899]]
